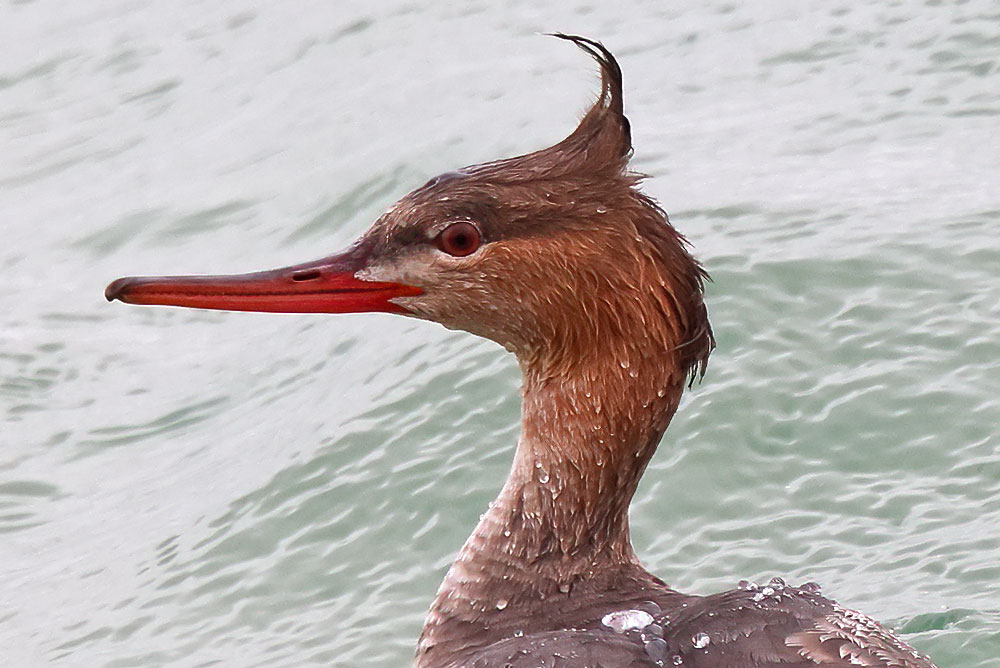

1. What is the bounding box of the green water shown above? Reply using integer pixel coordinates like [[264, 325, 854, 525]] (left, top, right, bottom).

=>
[[1, 2, 997, 667]]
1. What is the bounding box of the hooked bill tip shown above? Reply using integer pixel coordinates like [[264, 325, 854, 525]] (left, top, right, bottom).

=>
[[105, 277, 132, 302]]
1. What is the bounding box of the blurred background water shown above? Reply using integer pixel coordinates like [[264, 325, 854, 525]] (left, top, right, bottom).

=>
[[1, 1, 998, 666]]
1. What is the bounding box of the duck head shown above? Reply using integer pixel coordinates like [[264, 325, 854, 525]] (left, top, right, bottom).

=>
[[107, 35, 712, 384]]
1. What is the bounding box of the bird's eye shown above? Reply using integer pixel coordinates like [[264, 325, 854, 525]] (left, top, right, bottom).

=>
[[435, 221, 482, 257]]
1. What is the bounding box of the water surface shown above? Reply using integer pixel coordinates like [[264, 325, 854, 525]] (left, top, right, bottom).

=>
[[2, 2, 998, 667]]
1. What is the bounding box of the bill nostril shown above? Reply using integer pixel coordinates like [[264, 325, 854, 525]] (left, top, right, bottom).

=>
[[291, 269, 322, 282]]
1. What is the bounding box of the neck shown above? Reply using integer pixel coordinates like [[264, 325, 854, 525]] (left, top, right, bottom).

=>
[[416, 341, 688, 665]]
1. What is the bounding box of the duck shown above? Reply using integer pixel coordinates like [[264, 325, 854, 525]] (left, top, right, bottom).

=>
[[106, 34, 938, 668]]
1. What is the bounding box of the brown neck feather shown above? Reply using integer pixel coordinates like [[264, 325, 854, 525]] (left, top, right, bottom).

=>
[[416, 326, 691, 665]]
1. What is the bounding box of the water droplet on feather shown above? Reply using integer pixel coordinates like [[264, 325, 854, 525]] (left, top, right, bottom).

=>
[[645, 638, 667, 662], [601, 609, 654, 634]]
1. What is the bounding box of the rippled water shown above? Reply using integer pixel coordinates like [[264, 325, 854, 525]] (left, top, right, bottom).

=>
[[2, 2, 998, 667]]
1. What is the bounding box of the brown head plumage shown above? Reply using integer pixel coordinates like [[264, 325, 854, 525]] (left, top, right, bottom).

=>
[[357, 34, 714, 387]]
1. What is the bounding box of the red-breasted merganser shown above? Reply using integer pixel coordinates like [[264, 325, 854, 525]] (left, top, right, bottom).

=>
[[106, 35, 937, 668]]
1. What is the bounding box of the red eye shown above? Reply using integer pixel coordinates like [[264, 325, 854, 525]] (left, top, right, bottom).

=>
[[435, 221, 482, 257]]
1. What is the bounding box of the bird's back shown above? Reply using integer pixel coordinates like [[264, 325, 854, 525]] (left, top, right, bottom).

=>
[[453, 579, 936, 668]]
